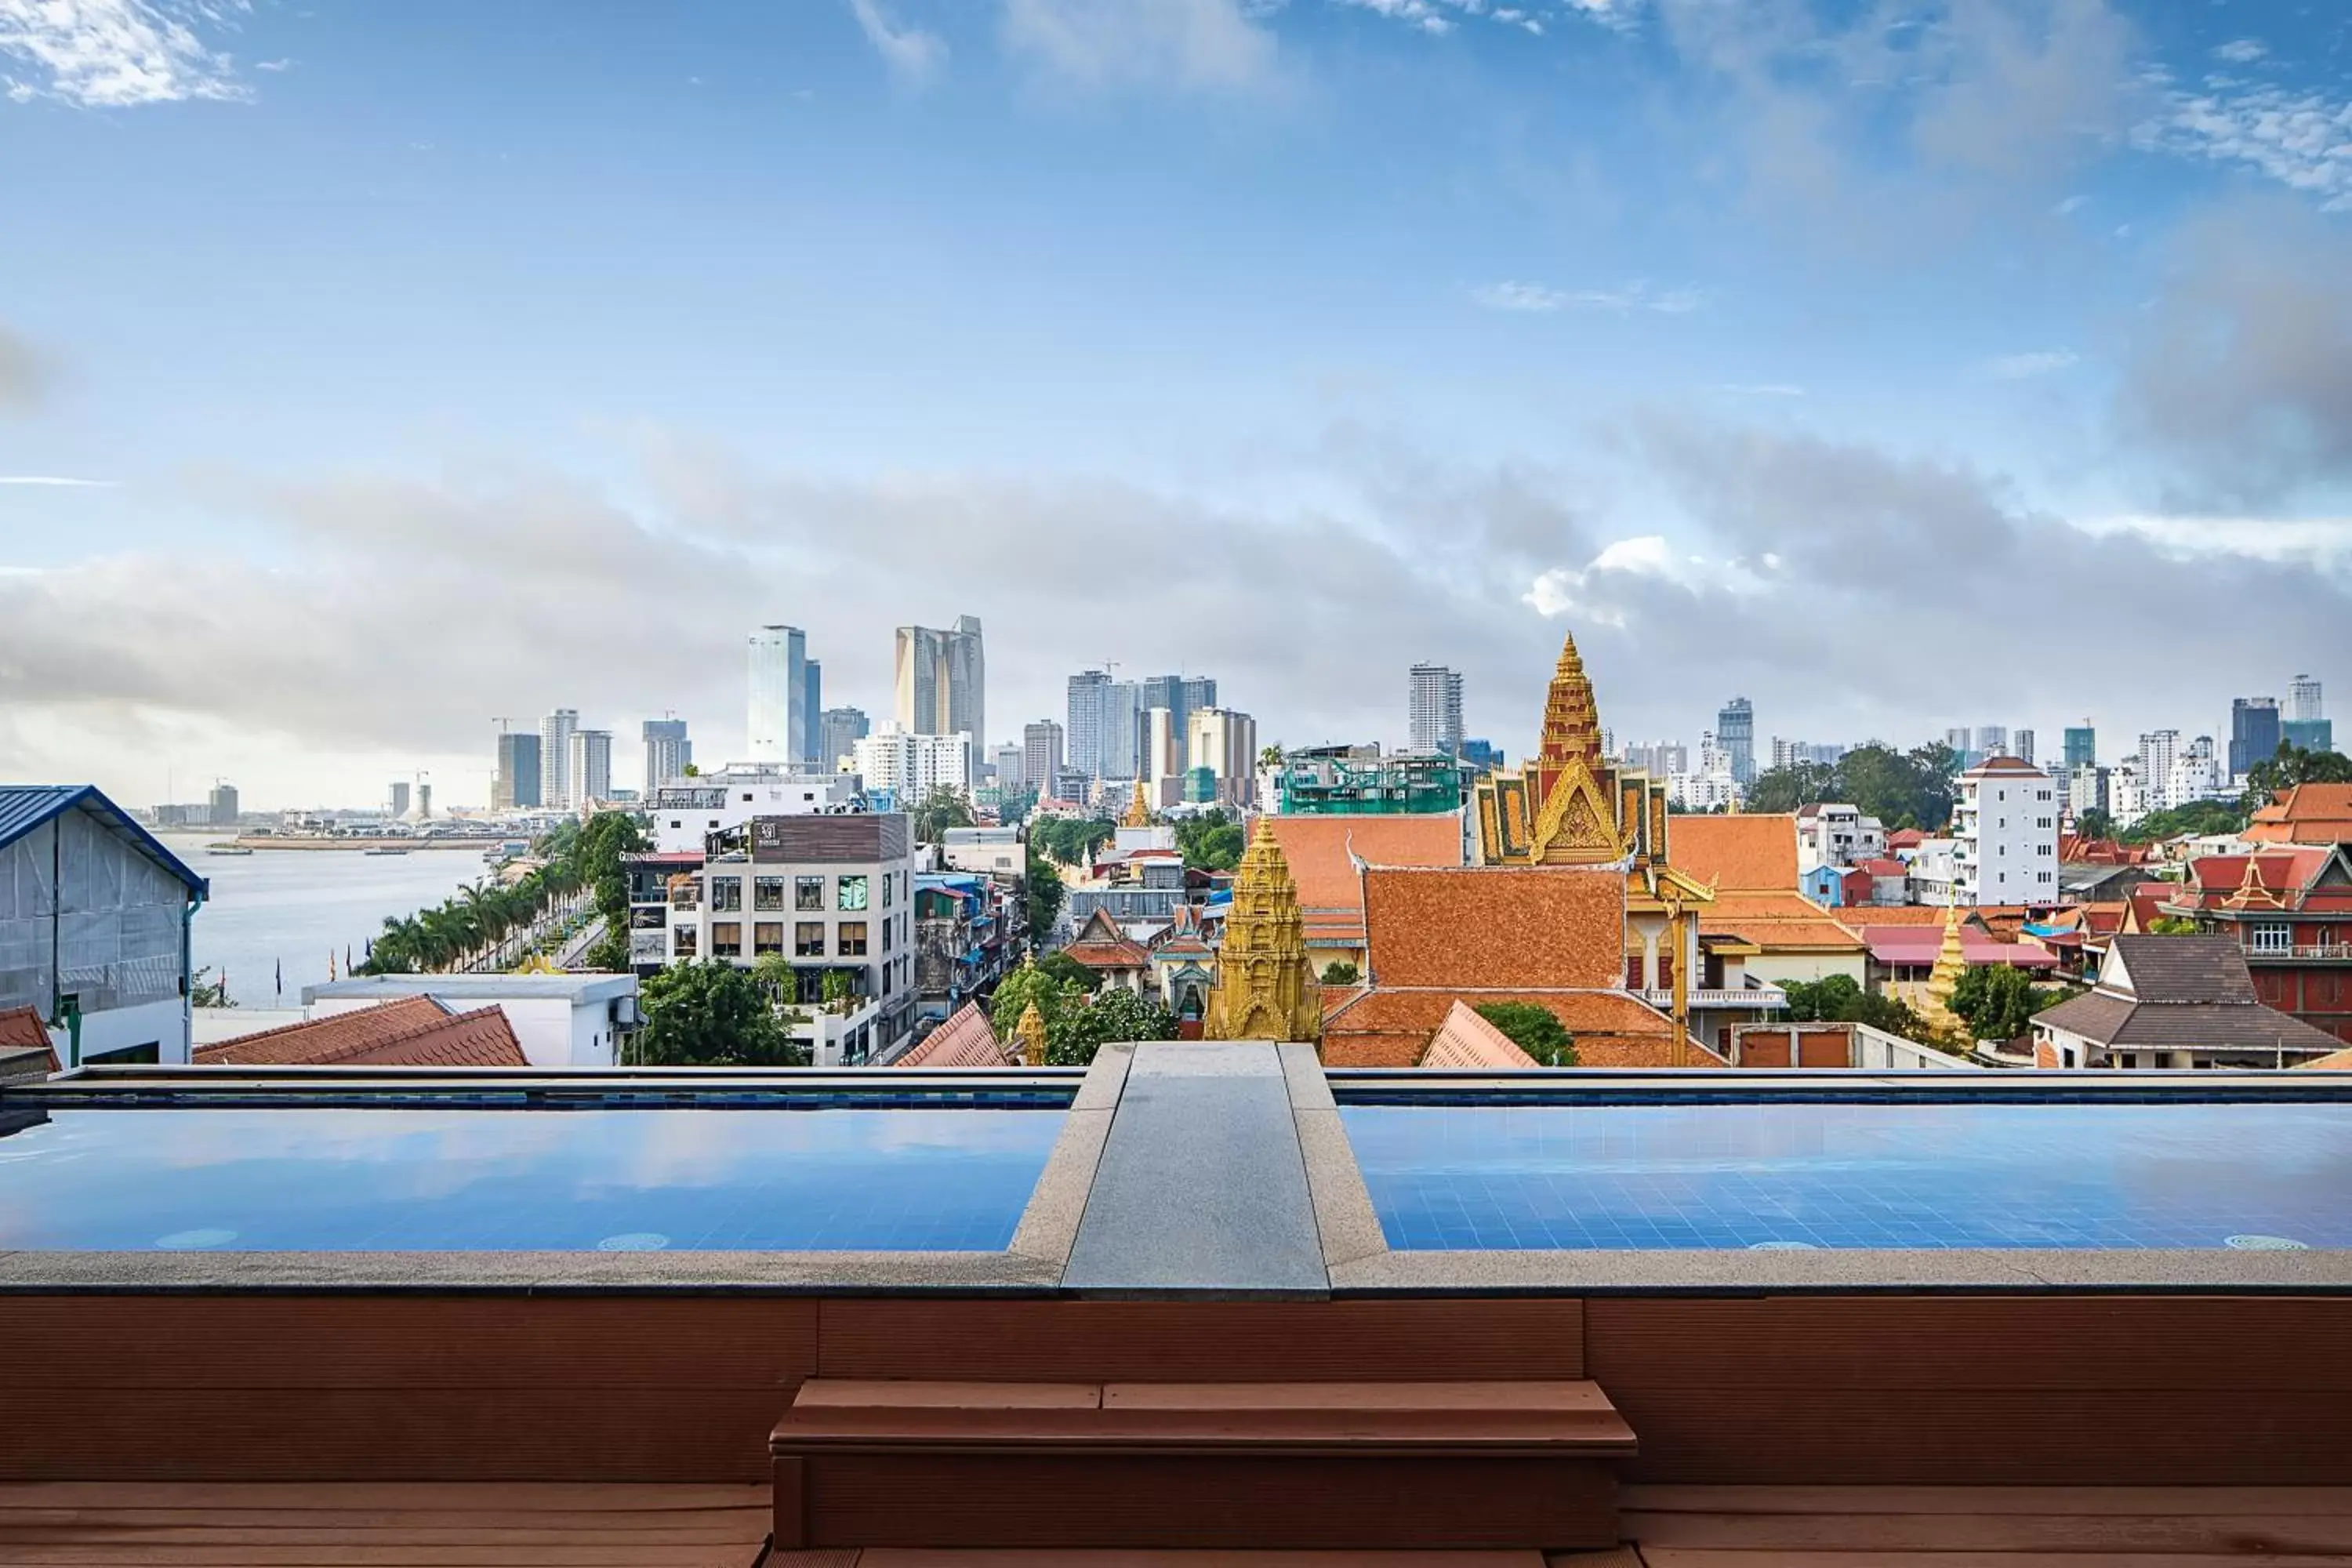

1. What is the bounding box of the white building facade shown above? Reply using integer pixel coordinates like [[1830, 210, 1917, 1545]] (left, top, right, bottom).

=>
[[1795, 803, 1886, 872], [1952, 756, 2058, 906], [568, 728, 614, 808], [852, 723, 972, 808], [1407, 663, 1465, 753], [748, 625, 811, 767], [540, 707, 579, 811], [648, 768, 865, 855]]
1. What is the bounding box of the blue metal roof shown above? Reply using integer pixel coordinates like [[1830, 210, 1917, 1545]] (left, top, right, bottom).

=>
[[0, 785, 209, 899]]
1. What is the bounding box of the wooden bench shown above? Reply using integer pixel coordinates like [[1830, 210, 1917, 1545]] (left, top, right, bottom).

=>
[[771, 1380, 1636, 1552]]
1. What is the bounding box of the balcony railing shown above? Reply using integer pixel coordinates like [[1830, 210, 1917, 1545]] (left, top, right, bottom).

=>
[[1642, 986, 1790, 1010], [2246, 943, 2352, 963]]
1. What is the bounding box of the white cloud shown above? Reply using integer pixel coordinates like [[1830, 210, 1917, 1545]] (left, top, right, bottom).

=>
[[1985, 349, 2080, 379], [2141, 80, 2352, 211], [2212, 38, 2266, 65], [1524, 534, 1771, 622], [2078, 513, 2352, 568], [849, 0, 947, 88], [1000, 0, 1277, 93], [0, 0, 250, 107], [252, 55, 286, 71], [0, 475, 115, 486], [1335, 0, 1626, 35], [1715, 383, 1806, 398], [1471, 279, 1704, 314]]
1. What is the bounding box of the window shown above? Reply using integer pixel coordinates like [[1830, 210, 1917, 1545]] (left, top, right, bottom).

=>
[[882, 964, 893, 996], [2252, 922, 2292, 953], [742, 793, 754, 802], [754, 877, 786, 912], [796, 921, 826, 957], [882, 873, 893, 908], [839, 920, 869, 956], [669, 819, 682, 829], [882, 917, 894, 953], [838, 874, 869, 911], [796, 876, 825, 912], [711, 921, 742, 959], [673, 926, 699, 957], [754, 922, 784, 956], [711, 877, 743, 913]]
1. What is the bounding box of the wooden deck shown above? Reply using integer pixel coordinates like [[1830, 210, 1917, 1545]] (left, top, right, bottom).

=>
[[9, 1485, 2350, 1566]]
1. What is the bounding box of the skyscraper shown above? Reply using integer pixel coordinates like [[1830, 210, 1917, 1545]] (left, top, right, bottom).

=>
[[2292, 674, 2323, 723], [540, 708, 579, 809], [641, 719, 691, 793], [1716, 697, 1755, 785], [1023, 720, 1064, 791], [802, 660, 822, 767], [1976, 724, 2009, 759], [1065, 670, 1112, 778], [2063, 724, 2096, 771], [390, 780, 411, 818], [569, 728, 613, 807], [818, 706, 870, 773], [1187, 707, 1259, 807], [1408, 664, 1465, 753], [494, 731, 542, 810], [748, 626, 810, 765], [895, 615, 985, 780], [2014, 728, 2036, 767], [207, 782, 239, 826], [2230, 697, 2282, 778]]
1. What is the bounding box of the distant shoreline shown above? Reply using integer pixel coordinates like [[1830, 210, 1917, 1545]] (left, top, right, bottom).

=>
[[215, 837, 503, 852]]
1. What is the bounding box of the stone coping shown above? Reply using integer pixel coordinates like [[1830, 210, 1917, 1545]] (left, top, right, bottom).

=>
[[2, 1047, 2347, 1295]]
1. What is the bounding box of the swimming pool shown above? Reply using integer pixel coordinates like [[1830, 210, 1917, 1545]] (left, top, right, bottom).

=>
[[0, 1102, 1065, 1251], [1339, 1098, 2352, 1251]]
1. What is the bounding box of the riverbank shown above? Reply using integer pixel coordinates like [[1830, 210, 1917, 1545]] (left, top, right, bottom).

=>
[[225, 837, 501, 851]]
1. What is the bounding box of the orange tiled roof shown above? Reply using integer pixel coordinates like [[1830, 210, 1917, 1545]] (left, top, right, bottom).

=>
[[2302, 1046, 2352, 1070], [2245, 783, 2352, 846], [1363, 866, 1625, 989], [0, 1004, 58, 1074], [1700, 890, 1867, 953], [1323, 986, 1682, 1067], [1418, 1000, 1538, 1069], [1669, 813, 1799, 891], [1262, 814, 1465, 928], [895, 1001, 1008, 1068], [1062, 907, 1152, 971], [194, 996, 529, 1068]]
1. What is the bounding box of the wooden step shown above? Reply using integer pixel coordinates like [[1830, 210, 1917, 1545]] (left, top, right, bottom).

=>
[[771, 1381, 1635, 1553]]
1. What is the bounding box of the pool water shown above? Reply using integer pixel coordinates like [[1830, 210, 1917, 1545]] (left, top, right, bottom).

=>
[[0, 1106, 1063, 1251], [1341, 1101, 2352, 1250]]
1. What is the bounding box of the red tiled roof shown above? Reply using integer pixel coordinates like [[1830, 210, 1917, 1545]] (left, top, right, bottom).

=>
[[0, 1004, 58, 1074], [1262, 814, 1465, 924], [2245, 783, 2352, 846], [194, 996, 528, 1068], [1886, 829, 1928, 850], [1854, 858, 1908, 877], [1363, 866, 1625, 989], [895, 1002, 1007, 1068], [2172, 848, 2345, 913], [1062, 908, 1153, 971], [1859, 929, 2061, 968], [1669, 813, 1800, 891], [1702, 891, 1867, 953], [1323, 985, 1681, 1068], [1418, 1000, 1538, 1069], [2302, 1046, 2352, 1070]]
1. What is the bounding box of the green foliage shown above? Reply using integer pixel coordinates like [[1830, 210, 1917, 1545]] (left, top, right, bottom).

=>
[[1047, 986, 1179, 1066], [820, 968, 856, 1014], [912, 786, 978, 844], [1947, 964, 2065, 1042], [1024, 850, 1065, 937], [2121, 798, 2248, 844], [190, 967, 234, 1008], [637, 960, 807, 1065], [2073, 808, 2116, 841], [1780, 973, 1929, 1041], [1174, 808, 1246, 873], [1472, 1001, 1577, 1066], [1028, 815, 1115, 867], [990, 964, 1082, 1037], [357, 812, 626, 975], [585, 925, 631, 972], [2241, 742, 2352, 814], [1036, 949, 1102, 994], [2148, 915, 2201, 936], [1744, 742, 1958, 831], [1319, 960, 1360, 985]]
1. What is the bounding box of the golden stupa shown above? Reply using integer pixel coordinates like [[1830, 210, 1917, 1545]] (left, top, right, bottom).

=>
[[1201, 818, 1321, 1043]]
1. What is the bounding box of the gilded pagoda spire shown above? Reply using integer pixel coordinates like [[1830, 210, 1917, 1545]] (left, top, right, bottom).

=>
[[1919, 900, 1971, 1040], [1012, 1001, 1050, 1067], [1537, 627, 1605, 774], [1203, 818, 1322, 1044], [1123, 779, 1152, 829]]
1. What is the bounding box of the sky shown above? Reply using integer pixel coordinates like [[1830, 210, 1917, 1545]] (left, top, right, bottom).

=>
[[2, 0, 2349, 810]]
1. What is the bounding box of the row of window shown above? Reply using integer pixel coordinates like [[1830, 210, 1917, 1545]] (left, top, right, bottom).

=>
[[710, 873, 894, 914]]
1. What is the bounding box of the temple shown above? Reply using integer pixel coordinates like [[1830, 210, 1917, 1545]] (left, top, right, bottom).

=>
[[1201, 818, 1321, 1043], [1469, 627, 1715, 1040]]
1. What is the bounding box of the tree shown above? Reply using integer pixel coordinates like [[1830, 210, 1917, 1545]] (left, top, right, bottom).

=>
[[2074, 808, 2116, 841], [637, 960, 806, 1065], [1320, 960, 1359, 985], [1047, 986, 1179, 1066], [190, 967, 234, 1008], [2121, 799, 2247, 844], [1174, 808, 1246, 873], [913, 786, 977, 844], [1780, 973, 1932, 1044], [1472, 1001, 1577, 1065], [2242, 742, 2352, 814], [1036, 949, 1102, 993], [1029, 816, 1113, 868], [991, 964, 1081, 1038], [1740, 743, 1955, 831], [2149, 915, 2201, 935], [1948, 964, 2061, 1043], [1024, 851, 1065, 938]]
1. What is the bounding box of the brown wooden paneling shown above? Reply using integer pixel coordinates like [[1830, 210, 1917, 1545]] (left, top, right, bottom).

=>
[[0, 1295, 818, 1390], [805, 1454, 1618, 1550], [816, 1298, 1585, 1382]]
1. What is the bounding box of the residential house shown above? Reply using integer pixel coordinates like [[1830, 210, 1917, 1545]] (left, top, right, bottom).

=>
[[1794, 802, 1887, 871], [0, 785, 209, 1067], [1951, 757, 2060, 906], [1853, 857, 1911, 906], [2032, 934, 2346, 1069], [194, 996, 529, 1068], [1058, 907, 1153, 994], [1666, 814, 1864, 1051], [2157, 845, 2352, 1044], [913, 873, 1014, 1026], [301, 975, 639, 1066], [1802, 864, 1875, 908]]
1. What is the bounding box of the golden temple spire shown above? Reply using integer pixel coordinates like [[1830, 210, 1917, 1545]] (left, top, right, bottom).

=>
[[1920, 900, 1971, 1040], [1123, 779, 1152, 829], [1013, 1001, 1050, 1067], [1537, 627, 1604, 774], [1203, 818, 1322, 1044]]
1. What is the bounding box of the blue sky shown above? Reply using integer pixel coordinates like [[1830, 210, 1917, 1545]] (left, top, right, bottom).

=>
[[2, 0, 2348, 808]]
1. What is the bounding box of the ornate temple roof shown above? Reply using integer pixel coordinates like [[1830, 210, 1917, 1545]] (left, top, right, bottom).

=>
[[1536, 629, 1604, 779], [1362, 866, 1627, 990]]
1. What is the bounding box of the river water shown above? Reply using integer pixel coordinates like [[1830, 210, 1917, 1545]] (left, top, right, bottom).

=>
[[158, 836, 499, 1007]]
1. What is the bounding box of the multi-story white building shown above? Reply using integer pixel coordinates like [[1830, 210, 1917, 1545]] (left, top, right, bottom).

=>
[[647, 767, 864, 855], [991, 743, 1025, 792], [2168, 735, 2228, 808], [2139, 729, 2181, 811], [852, 722, 971, 809], [540, 707, 579, 811], [1144, 706, 1184, 806], [641, 719, 691, 793], [1669, 730, 1741, 812], [1022, 720, 1064, 792], [1186, 706, 1259, 808], [2111, 756, 2149, 830], [1951, 756, 2058, 906], [568, 728, 613, 808], [748, 625, 812, 767], [1907, 837, 1959, 906], [2066, 763, 2108, 822], [1794, 803, 1886, 871], [1407, 663, 1465, 754]]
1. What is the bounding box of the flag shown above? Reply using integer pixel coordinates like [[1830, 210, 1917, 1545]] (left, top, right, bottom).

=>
[[275, 958, 282, 1000]]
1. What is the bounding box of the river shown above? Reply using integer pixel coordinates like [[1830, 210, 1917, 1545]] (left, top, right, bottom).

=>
[[158, 837, 501, 1007]]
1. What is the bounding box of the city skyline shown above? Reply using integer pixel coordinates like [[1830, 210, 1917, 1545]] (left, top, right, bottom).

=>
[[5, 1, 2348, 806]]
